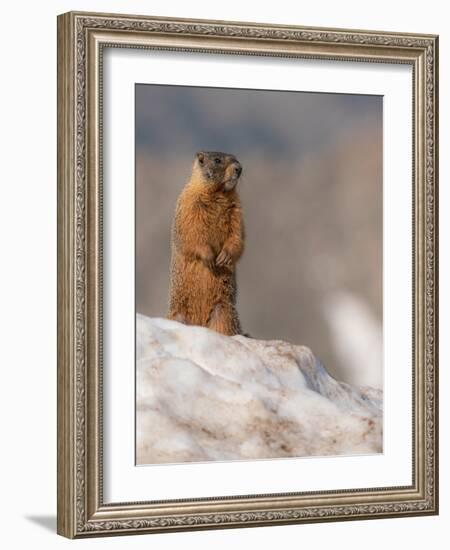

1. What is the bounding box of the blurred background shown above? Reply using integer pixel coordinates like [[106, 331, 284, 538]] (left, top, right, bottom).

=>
[[135, 84, 382, 388]]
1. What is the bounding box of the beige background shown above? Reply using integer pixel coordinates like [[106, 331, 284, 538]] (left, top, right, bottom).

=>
[[136, 84, 383, 385]]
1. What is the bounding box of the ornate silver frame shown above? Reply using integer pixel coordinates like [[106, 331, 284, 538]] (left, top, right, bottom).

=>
[[57, 11, 439, 538]]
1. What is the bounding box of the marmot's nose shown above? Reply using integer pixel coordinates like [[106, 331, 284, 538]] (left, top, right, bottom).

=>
[[233, 163, 242, 177]]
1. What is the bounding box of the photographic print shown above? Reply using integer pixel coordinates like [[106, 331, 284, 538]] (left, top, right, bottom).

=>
[[58, 12, 438, 537], [135, 84, 383, 465]]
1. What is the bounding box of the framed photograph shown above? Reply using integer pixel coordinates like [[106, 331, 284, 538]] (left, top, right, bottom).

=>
[[57, 11, 439, 538]]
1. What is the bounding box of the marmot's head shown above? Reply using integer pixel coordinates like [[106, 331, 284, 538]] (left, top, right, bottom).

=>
[[193, 151, 242, 192]]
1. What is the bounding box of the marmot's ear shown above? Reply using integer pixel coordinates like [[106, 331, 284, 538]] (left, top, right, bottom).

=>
[[197, 152, 205, 165]]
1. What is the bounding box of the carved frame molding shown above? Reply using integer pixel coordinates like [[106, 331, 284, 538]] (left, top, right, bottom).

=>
[[57, 11, 438, 538]]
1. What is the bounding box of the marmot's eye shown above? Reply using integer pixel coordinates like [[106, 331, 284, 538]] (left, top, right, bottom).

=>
[[214, 157, 222, 165]]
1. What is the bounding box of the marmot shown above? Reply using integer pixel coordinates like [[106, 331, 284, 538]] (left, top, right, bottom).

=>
[[167, 151, 245, 335]]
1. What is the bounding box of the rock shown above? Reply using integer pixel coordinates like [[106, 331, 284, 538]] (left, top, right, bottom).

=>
[[136, 314, 383, 465]]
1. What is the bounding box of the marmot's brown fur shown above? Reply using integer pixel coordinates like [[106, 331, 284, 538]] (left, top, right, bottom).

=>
[[167, 151, 245, 335]]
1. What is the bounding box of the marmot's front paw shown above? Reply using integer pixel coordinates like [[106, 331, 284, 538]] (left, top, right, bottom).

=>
[[205, 257, 216, 271], [216, 248, 233, 268], [201, 247, 216, 271]]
